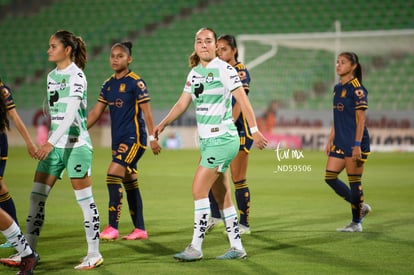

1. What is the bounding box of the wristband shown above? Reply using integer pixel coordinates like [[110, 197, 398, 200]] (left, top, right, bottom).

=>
[[354, 141, 361, 146], [250, 126, 258, 134], [149, 135, 156, 142]]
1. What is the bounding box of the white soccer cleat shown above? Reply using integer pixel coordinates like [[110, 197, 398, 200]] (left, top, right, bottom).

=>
[[336, 222, 363, 232], [74, 253, 103, 270]]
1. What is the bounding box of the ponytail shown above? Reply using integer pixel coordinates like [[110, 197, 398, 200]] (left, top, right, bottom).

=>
[[188, 51, 200, 68], [74, 36, 87, 70]]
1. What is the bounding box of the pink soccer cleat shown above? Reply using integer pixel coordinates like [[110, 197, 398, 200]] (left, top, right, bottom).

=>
[[122, 228, 148, 240], [100, 225, 119, 240]]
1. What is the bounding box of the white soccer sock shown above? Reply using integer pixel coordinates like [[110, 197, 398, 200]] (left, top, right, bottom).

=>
[[26, 182, 51, 249], [223, 205, 244, 251], [74, 187, 100, 256], [1, 221, 33, 257], [190, 198, 210, 252]]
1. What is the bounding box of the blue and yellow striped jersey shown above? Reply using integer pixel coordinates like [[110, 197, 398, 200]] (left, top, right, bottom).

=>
[[332, 78, 370, 152], [98, 71, 150, 147]]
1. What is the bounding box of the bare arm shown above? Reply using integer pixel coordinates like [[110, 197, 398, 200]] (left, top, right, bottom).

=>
[[8, 108, 37, 157], [140, 101, 161, 155], [325, 124, 335, 156], [232, 101, 241, 121], [232, 86, 267, 149], [154, 92, 192, 139], [87, 101, 107, 129], [352, 109, 366, 161]]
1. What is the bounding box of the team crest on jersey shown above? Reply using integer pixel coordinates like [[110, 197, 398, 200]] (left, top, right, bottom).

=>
[[119, 83, 126, 93], [205, 72, 214, 83], [340, 89, 347, 98], [60, 79, 67, 90]]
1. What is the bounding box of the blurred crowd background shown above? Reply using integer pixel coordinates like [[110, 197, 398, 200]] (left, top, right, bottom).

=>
[[1, 0, 413, 149]]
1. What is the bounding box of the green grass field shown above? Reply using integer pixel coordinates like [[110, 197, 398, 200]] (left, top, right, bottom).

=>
[[1, 147, 413, 274]]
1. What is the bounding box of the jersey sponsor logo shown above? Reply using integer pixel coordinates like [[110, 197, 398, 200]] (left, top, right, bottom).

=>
[[355, 89, 364, 98], [47, 81, 63, 91], [117, 143, 129, 153], [51, 116, 65, 121], [49, 91, 59, 106], [238, 70, 247, 81], [207, 156, 216, 164], [194, 83, 204, 98], [138, 92, 149, 99], [115, 98, 124, 108], [230, 74, 241, 85], [74, 83, 83, 94], [74, 164, 82, 173], [192, 75, 205, 99], [1, 87, 10, 98], [334, 103, 345, 111], [137, 80, 146, 91]]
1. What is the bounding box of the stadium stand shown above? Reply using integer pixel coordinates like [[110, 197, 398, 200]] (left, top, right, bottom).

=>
[[0, 0, 413, 111]]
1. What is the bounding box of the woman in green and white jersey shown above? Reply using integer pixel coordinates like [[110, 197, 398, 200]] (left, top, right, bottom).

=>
[[9, 30, 103, 270], [154, 27, 267, 262]]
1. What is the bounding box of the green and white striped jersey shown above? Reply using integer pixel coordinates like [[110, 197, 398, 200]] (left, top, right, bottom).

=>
[[184, 57, 242, 139], [47, 62, 91, 149]]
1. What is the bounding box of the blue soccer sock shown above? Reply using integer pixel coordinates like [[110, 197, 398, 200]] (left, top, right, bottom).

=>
[[124, 178, 145, 230], [106, 174, 123, 229], [325, 170, 351, 202], [348, 174, 364, 223], [234, 179, 250, 227], [0, 192, 19, 225]]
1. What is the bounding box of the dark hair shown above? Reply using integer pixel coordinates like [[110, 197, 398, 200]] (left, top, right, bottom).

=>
[[189, 27, 217, 68], [339, 51, 362, 82], [53, 30, 87, 70], [112, 41, 133, 56], [217, 34, 238, 61], [0, 79, 10, 132]]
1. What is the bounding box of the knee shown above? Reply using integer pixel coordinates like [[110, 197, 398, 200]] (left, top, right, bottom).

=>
[[325, 170, 338, 185]]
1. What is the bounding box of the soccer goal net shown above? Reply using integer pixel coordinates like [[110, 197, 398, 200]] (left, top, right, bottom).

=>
[[236, 22, 414, 150], [237, 22, 414, 112]]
